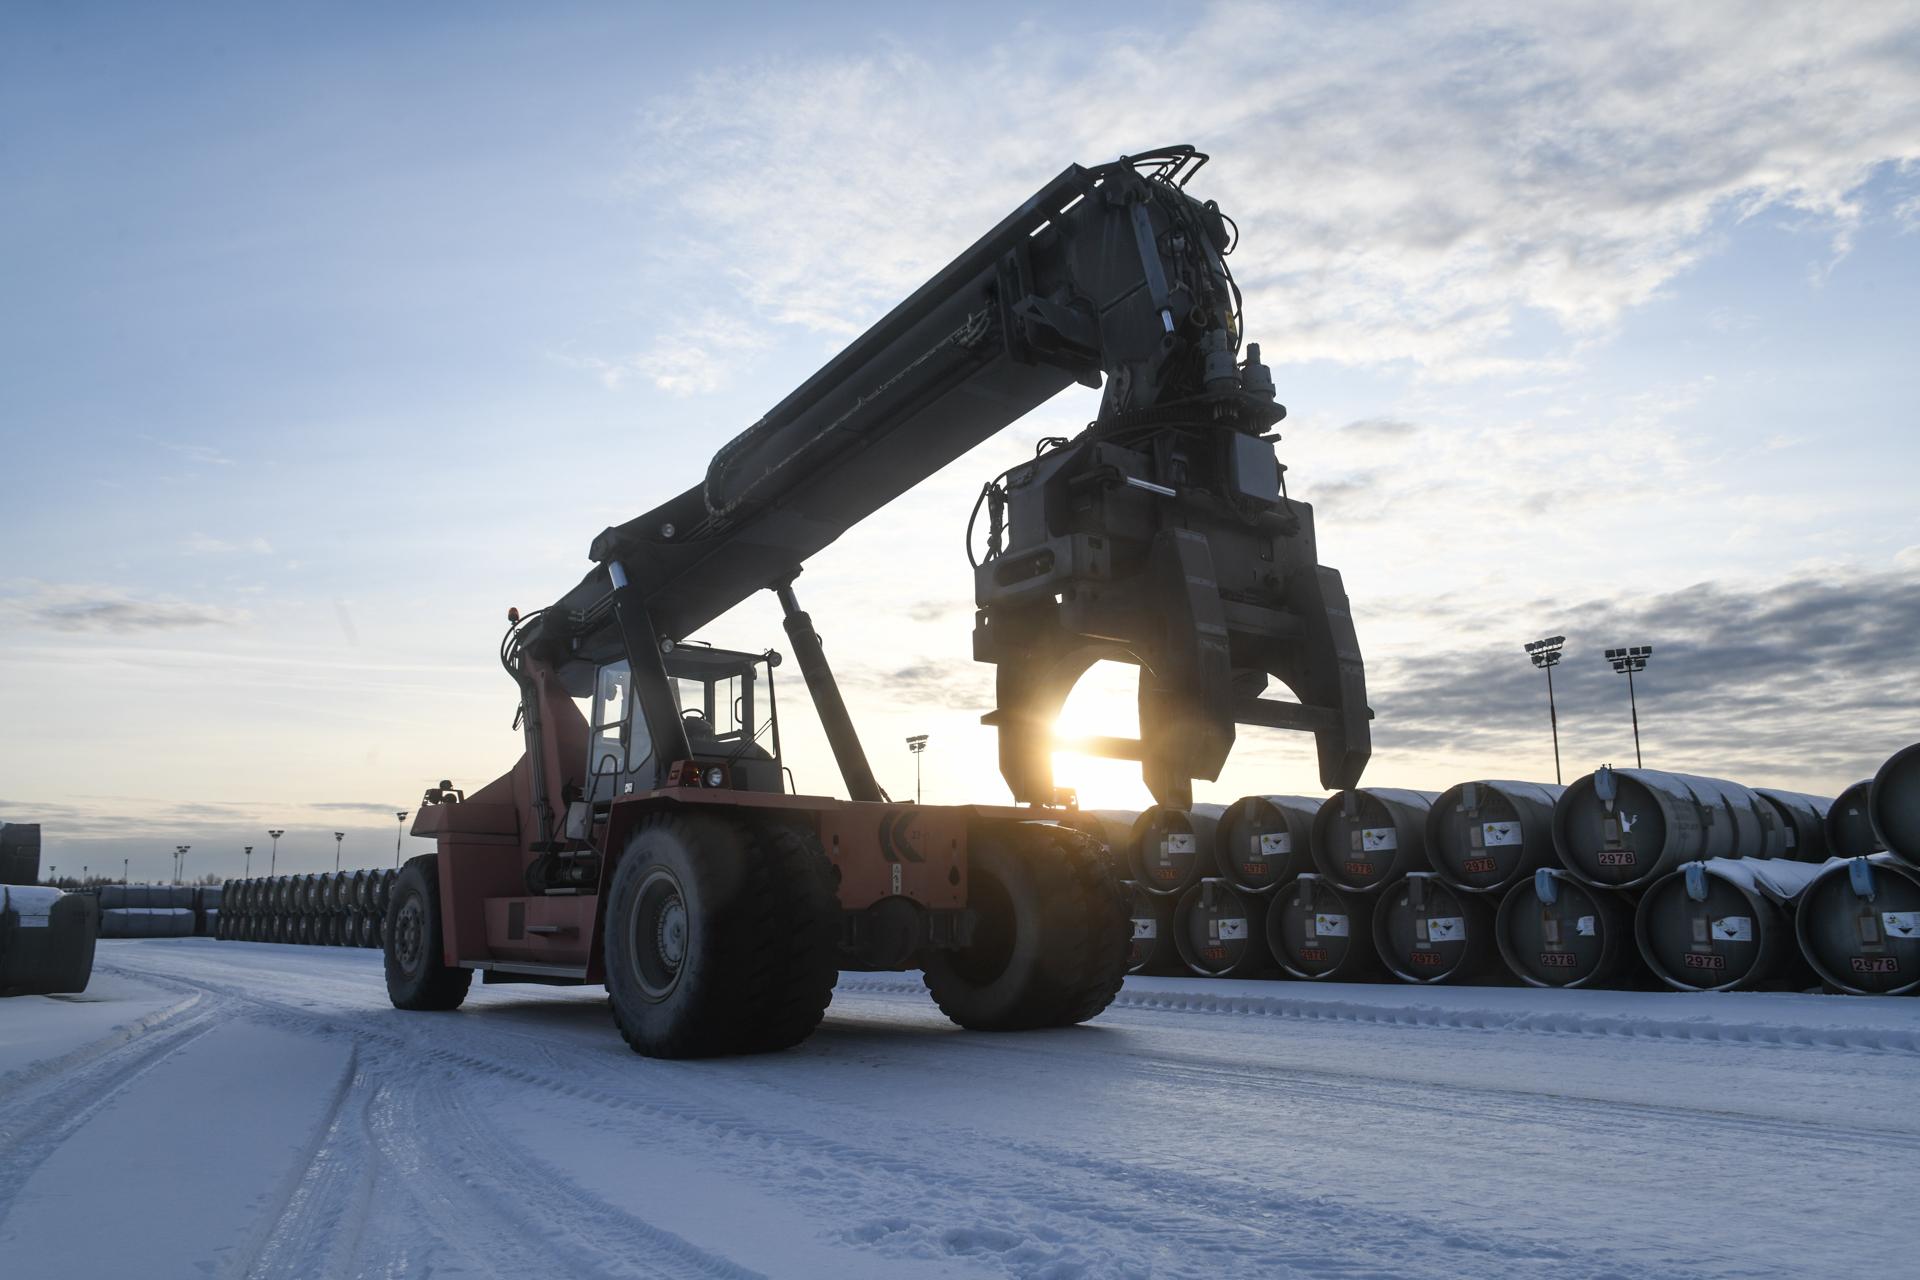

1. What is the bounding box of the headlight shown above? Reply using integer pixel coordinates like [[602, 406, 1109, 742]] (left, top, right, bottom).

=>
[[703, 765, 726, 788]]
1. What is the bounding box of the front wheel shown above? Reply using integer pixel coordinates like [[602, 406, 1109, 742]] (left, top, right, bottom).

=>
[[924, 824, 1131, 1031], [384, 854, 473, 1011], [604, 813, 838, 1059]]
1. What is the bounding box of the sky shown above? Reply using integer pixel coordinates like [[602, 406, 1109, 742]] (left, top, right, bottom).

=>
[[3, 1, 1918, 880]]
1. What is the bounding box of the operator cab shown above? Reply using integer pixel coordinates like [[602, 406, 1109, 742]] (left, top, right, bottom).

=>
[[582, 644, 786, 806]]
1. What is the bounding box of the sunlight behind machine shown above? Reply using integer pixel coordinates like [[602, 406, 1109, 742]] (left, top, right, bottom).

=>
[[1050, 660, 1155, 809]]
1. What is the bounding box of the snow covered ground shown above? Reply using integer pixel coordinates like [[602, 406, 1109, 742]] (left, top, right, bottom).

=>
[[3, 940, 1916, 1279]]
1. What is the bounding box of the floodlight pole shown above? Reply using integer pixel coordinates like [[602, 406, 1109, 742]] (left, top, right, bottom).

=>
[[334, 831, 344, 874], [1605, 645, 1652, 769], [1525, 637, 1566, 785], [394, 811, 408, 868], [244, 845, 253, 878], [1626, 668, 1643, 769], [1545, 662, 1563, 783], [906, 735, 928, 804], [268, 829, 284, 877]]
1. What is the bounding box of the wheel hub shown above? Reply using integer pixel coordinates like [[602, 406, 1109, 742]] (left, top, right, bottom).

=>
[[631, 869, 689, 1002], [656, 898, 687, 968], [395, 898, 425, 972]]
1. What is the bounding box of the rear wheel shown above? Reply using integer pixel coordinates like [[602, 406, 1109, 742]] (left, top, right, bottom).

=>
[[605, 813, 838, 1058], [924, 824, 1131, 1031], [384, 855, 473, 1010]]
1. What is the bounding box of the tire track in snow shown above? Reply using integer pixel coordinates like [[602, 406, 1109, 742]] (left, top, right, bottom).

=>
[[836, 977, 1920, 1057], [0, 991, 226, 1213], [108, 959, 767, 1280]]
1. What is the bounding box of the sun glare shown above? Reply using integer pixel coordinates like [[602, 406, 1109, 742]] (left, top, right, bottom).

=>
[[1050, 660, 1154, 810]]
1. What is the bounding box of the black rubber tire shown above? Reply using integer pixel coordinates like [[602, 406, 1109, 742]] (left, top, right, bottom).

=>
[[923, 823, 1132, 1031], [604, 812, 838, 1059], [384, 854, 473, 1011]]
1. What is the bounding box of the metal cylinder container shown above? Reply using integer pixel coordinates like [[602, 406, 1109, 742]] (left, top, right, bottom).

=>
[[1265, 873, 1380, 981], [1214, 795, 1321, 894], [1171, 878, 1271, 978], [1129, 804, 1226, 897], [1753, 789, 1832, 863], [1794, 856, 1920, 995], [1634, 859, 1819, 992], [99, 907, 196, 939], [1495, 869, 1637, 989], [1, 888, 97, 995], [1426, 780, 1564, 894], [1825, 780, 1885, 858], [1553, 767, 1787, 890], [1869, 743, 1920, 865], [1309, 788, 1440, 893], [1123, 881, 1178, 974], [1371, 873, 1495, 985]]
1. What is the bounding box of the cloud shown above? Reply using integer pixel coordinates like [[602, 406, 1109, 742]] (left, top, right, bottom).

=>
[[141, 436, 235, 467], [1, 583, 246, 633], [1364, 568, 1920, 783], [184, 532, 274, 555], [1341, 418, 1421, 440], [845, 657, 994, 711], [633, 3, 1920, 371], [556, 310, 769, 395]]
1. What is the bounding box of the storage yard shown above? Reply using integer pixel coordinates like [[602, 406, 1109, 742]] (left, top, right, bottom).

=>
[[1, 937, 1913, 1279], [6, 750, 1916, 1275]]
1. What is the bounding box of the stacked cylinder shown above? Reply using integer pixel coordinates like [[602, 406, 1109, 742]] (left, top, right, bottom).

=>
[[213, 869, 397, 951]]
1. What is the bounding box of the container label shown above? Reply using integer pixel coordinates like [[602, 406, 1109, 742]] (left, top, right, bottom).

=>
[[1882, 912, 1920, 939], [1481, 822, 1522, 847], [1598, 850, 1636, 867], [1132, 918, 1157, 940], [1299, 946, 1328, 963], [1344, 861, 1375, 879], [1216, 918, 1249, 941], [1361, 827, 1397, 852], [1313, 913, 1349, 937], [1258, 832, 1291, 856], [1710, 917, 1752, 943], [1463, 856, 1498, 874], [1683, 952, 1727, 971], [1538, 951, 1577, 968], [1850, 956, 1899, 974], [1162, 833, 1196, 858], [1425, 916, 1467, 943], [1576, 915, 1597, 937], [1410, 950, 1444, 966]]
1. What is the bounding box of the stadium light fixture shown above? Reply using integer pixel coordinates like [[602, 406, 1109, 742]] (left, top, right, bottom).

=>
[[1603, 645, 1654, 767], [906, 735, 929, 804], [1523, 635, 1567, 783]]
